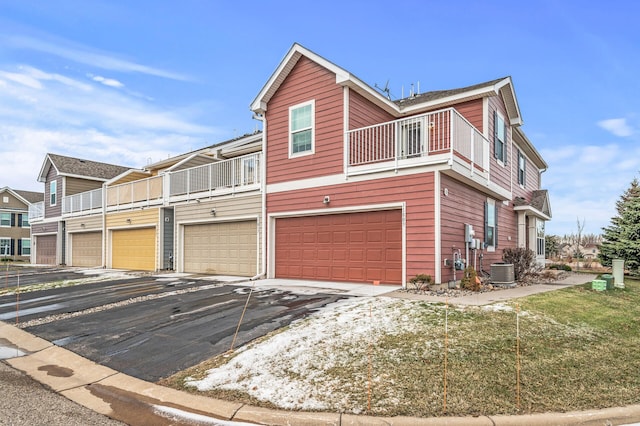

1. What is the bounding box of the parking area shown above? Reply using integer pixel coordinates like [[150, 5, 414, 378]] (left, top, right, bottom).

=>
[[0, 267, 351, 382]]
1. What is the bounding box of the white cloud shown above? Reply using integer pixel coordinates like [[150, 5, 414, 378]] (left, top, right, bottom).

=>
[[0, 63, 223, 192], [90, 74, 124, 88], [542, 142, 640, 235], [1, 34, 190, 81], [597, 118, 633, 137]]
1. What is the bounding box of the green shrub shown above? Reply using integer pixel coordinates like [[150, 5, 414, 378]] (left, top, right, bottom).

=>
[[549, 263, 572, 271], [460, 266, 480, 291]]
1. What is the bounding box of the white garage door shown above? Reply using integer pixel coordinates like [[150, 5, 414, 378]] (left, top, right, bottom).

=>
[[71, 231, 102, 267], [183, 221, 257, 276]]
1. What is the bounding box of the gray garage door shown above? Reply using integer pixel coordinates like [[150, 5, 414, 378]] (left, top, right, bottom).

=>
[[183, 221, 257, 276]]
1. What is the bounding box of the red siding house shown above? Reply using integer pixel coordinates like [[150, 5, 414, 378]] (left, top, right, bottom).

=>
[[251, 43, 551, 286]]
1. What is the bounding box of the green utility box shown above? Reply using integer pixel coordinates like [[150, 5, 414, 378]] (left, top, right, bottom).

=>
[[592, 279, 606, 291], [601, 274, 614, 290]]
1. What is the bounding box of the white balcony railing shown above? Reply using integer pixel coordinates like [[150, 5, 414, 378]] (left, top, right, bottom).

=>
[[28, 201, 44, 221], [62, 188, 103, 215], [169, 152, 261, 199], [347, 108, 489, 177], [106, 175, 163, 210]]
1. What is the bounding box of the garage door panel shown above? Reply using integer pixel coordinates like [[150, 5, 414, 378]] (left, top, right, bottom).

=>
[[71, 231, 102, 267], [112, 228, 156, 271], [36, 235, 57, 265], [275, 210, 402, 285], [183, 221, 256, 276]]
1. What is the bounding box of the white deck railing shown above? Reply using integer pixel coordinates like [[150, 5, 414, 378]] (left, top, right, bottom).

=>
[[28, 201, 44, 221], [169, 152, 261, 199], [62, 188, 103, 215], [347, 107, 489, 175], [106, 175, 164, 209]]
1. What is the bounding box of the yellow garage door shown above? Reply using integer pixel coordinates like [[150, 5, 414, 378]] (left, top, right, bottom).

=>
[[112, 228, 156, 271], [71, 231, 102, 267], [183, 221, 257, 276]]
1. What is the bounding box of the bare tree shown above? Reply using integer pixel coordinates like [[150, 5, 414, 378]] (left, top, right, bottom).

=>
[[575, 217, 585, 271]]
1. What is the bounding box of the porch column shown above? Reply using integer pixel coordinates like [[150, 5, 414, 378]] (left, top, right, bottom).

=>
[[517, 211, 527, 248]]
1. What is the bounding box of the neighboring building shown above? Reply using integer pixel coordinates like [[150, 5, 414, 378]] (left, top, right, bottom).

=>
[[250, 43, 551, 286], [31, 132, 262, 274], [102, 132, 262, 274], [0, 187, 43, 262], [29, 154, 131, 266]]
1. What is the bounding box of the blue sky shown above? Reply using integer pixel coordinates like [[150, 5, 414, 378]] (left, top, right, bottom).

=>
[[1, 0, 638, 236]]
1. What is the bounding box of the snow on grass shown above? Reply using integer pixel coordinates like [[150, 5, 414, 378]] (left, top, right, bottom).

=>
[[185, 296, 419, 412]]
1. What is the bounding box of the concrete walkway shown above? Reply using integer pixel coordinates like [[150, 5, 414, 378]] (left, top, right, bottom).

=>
[[2, 274, 640, 425]]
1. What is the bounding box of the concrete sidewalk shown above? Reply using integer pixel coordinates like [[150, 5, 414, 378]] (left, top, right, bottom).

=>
[[2, 274, 640, 425]]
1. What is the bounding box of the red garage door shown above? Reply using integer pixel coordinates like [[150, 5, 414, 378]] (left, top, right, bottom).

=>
[[275, 210, 402, 284]]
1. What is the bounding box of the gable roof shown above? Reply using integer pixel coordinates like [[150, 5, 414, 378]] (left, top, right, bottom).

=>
[[251, 43, 523, 125], [0, 187, 44, 205], [38, 153, 131, 183], [513, 189, 552, 220]]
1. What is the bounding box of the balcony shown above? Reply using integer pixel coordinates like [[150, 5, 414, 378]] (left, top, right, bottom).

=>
[[106, 175, 163, 211], [28, 201, 44, 221], [347, 108, 490, 183], [62, 188, 103, 217], [168, 152, 261, 202]]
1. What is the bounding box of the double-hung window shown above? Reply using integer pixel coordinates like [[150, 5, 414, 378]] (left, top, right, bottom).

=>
[[289, 100, 314, 157], [518, 150, 526, 187], [50, 180, 57, 206], [0, 238, 10, 256], [20, 239, 30, 256], [485, 199, 498, 250], [494, 111, 507, 163], [0, 212, 10, 227], [536, 220, 545, 257]]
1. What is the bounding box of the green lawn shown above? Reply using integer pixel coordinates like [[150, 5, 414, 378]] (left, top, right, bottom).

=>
[[163, 278, 640, 417]]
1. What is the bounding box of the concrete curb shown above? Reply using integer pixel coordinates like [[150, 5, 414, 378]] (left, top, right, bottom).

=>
[[2, 321, 640, 425]]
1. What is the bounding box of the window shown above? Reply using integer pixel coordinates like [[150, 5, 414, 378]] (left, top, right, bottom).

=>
[[242, 156, 257, 185], [289, 100, 314, 157], [536, 220, 545, 257], [21, 214, 29, 227], [518, 150, 526, 186], [494, 111, 507, 163], [2, 196, 8, 203], [485, 199, 498, 249], [0, 238, 10, 256], [20, 239, 30, 256], [0, 212, 10, 227], [401, 118, 423, 158], [50, 180, 57, 206]]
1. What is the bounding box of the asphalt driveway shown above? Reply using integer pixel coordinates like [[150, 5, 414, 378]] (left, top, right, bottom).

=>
[[0, 267, 349, 382]]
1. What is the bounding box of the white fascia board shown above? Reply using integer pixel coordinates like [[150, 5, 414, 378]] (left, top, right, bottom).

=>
[[37, 155, 58, 183], [105, 169, 148, 185], [513, 204, 551, 221]]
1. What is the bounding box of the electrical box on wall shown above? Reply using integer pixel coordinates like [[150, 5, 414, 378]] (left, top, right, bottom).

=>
[[464, 224, 475, 243]]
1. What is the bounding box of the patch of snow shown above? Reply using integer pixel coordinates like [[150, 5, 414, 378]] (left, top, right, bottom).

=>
[[185, 296, 416, 411]]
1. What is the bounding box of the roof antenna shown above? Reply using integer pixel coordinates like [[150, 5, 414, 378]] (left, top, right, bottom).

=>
[[374, 80, 392, 100]]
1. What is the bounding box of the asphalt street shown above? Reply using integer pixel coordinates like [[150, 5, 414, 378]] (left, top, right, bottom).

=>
[[0, 268, 348, 382]]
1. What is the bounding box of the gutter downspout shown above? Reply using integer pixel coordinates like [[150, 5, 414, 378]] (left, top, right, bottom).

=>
[[252, 111, 267, 281]]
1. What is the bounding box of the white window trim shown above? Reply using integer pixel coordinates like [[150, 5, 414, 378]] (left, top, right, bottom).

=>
[[518, 150, 526, 188], [20, 238, 31, 256], [486, 198, 496, 252], [0, 237, 10, 256], [0, 212, 10, 227], [288, 99, 315, 158], [495, 111, 507, 167], [50, 180, 57, 206]]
